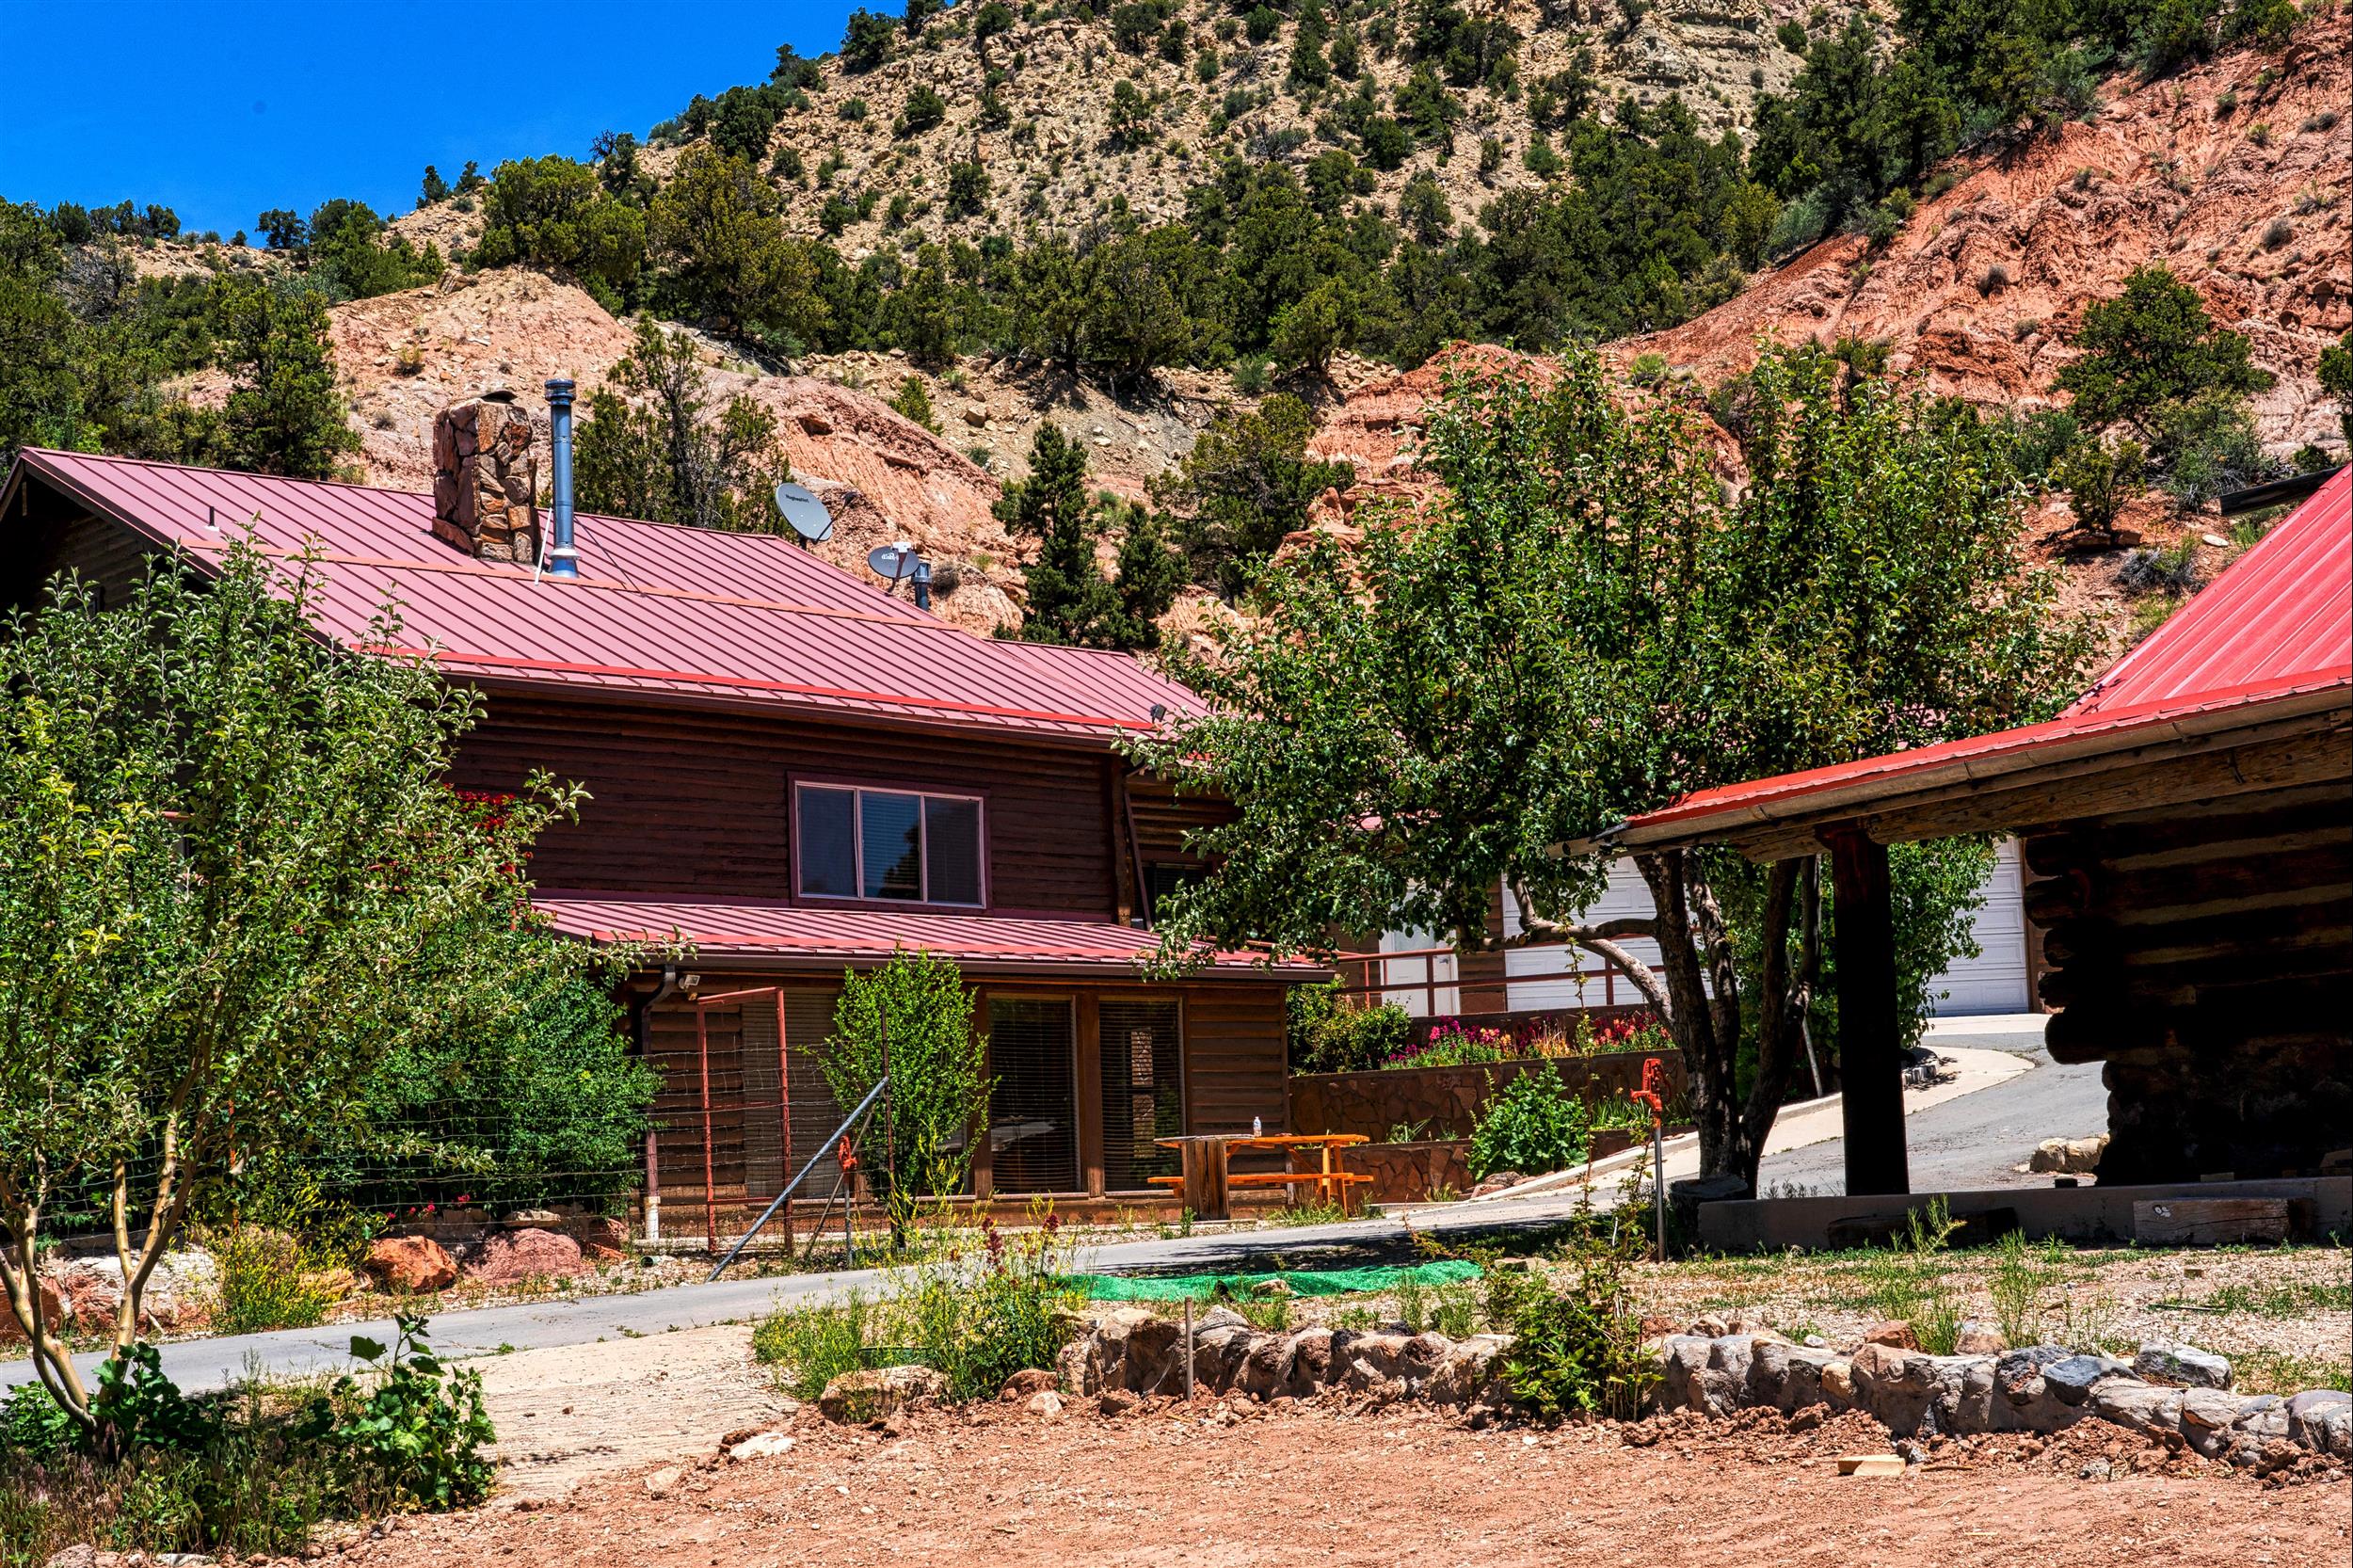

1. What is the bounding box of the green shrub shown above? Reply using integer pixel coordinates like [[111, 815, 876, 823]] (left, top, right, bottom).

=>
[[324, 1316, 495, 1512], [898, 1213, 1081, 1400], [1285, 981, 1415, 1072], [205, 1225, 338, 1336], [2153, 389, 2284, 504], [820, 950, 992, 1220], [0, 1322, 488, 1561], [889, 373, 940, 432], [753, 1292, 880, 1399], [1467, 1063, 1590, 1179], [1487, 1230, 1657, 1420], [2051, 434, 2145, 532]]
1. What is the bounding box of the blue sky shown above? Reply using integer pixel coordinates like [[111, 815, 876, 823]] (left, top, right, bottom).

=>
[[0, 0, 859, 239]]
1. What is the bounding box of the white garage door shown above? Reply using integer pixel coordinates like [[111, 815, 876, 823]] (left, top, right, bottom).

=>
[[1929, 839, 2031, 1016]]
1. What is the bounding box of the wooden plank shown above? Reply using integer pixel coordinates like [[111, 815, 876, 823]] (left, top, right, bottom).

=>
[[2132, 1198, 2290, 1246]]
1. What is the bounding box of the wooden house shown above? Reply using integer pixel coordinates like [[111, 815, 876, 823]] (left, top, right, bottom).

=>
[[1604, 469, 2351, 1193], [2, 413, 1305, 1240]]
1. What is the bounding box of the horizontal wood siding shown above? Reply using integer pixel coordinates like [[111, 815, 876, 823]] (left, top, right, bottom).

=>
[[452, 692, 1118, 919], [8, 498, 164, 615], [1180, 984, 1290, 1170], [2031, 777, 2352, 1183]]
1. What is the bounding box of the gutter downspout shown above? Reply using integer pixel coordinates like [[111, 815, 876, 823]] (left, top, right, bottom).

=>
[[631, 965, 680, 1241]]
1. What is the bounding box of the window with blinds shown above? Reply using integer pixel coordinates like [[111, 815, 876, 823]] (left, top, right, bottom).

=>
[[986, 998, 1078, 1193], [1099, 1000, 1183, 1192], [795, 784, 985, 906]]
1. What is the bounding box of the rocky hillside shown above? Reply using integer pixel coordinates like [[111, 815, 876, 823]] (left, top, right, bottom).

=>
[[197, 269, 1034, 634], [392, 0, 1836, 266], [1625, 15, 2352, 453]]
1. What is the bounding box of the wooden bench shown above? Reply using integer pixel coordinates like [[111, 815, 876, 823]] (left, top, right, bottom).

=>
[[1146, 1170, 1373, 1208]]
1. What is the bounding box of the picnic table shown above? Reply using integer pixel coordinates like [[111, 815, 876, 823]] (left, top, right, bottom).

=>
[[1149, 1133, 1372, 1222]]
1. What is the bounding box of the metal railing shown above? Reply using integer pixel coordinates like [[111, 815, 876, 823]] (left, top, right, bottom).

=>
[[1327, 943, 1662, 1016]]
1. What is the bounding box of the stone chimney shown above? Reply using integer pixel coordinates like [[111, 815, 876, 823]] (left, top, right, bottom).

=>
[[431, 390, 540, 565]]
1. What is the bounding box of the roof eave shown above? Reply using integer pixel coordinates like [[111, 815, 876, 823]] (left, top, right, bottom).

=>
[[1611, 680, 2353, 855]]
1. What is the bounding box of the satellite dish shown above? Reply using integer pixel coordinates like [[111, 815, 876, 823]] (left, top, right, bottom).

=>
[[774, 481, 834, 544], [867, 542, 918, 584]]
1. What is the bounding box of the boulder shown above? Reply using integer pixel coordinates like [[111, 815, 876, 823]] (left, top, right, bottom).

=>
[[2041, 1353, 2129, 1406], [2134, 1342, 2232, 1390], [1093, 1307, 1183, 1395], [1000, 1368, 1061, 1400], [2028, 1134, 2107, 1174], [1024, 1389, 1064, 1418], [2179, 1389, 2249, 1458], [1861, 1320, 1919, 1351], [2286, 1389, 2352, 1458], [818, 1364, 949, 1424], [462, 1227, 587, 1284], [365, 1235, 459, 1293], [2089, 1379, 2183, 1437], [567, 1216, 631, 1258]]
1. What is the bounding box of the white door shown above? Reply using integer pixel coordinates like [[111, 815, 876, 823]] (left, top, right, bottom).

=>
[[1929, 840, 2031, 1016]]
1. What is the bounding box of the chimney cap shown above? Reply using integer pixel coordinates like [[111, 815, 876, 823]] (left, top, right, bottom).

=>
[[545, 376, 577, 407]]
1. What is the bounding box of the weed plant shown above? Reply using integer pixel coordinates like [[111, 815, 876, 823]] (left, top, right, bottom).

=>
[[1233, 1291, 1294, 1332], [0, 1317, 488, 1563], [749, 1205, 1082, 1404]]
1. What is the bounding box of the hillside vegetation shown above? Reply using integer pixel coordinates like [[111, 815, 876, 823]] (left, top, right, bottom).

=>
[[1, 0, 2345, 648]]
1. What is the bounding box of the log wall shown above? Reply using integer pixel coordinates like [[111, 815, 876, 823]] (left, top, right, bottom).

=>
[[2027, 778, 2352, 1183]]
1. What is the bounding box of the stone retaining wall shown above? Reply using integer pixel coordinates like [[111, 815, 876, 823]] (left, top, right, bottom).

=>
[[1048, 1311, 2352, 1468], [1657, 1332, 2352, 1466]]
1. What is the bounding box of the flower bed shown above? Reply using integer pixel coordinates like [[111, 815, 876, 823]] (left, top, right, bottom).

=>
[[1289, 1050, 1689, 1144]]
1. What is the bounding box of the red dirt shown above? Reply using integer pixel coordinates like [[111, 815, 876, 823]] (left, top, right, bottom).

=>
[[338, 1399, 2348, 1568]]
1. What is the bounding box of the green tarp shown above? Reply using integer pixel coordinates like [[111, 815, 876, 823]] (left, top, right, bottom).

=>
[[1061, 1258, 1481, 1302]]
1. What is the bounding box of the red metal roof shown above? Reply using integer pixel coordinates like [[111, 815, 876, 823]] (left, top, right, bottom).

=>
[[9, 448, 1189, 744], [532, 895, 1298, 975], [1619, 468, 2353, 844]]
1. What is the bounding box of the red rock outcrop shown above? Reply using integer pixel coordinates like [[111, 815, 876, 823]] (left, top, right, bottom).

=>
[[1622, 22, 2352, 453]]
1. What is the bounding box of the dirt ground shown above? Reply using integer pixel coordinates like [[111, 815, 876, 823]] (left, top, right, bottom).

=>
[[317, 1325, 2353, 1568]]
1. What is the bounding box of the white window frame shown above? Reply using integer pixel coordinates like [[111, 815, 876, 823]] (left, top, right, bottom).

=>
[[793, 783, 986, 908]]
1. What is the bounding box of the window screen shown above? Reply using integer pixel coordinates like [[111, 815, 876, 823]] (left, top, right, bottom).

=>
[[798, 788, 856, 897], [925, 796, 983, 906], [1099, 1000, 1183, 1191], [986, 999, 1078, 1193], [796, 785, 984, 906], [860, 791, 923, 901]]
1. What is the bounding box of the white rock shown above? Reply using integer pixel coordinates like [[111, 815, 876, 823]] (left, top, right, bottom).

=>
[[728, 1432, 796, 1460]]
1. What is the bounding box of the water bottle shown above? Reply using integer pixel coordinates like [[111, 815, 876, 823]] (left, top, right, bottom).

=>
[[1252, 1115, 1262, 1137]]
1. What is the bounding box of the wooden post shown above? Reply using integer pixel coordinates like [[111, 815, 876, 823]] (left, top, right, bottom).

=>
[[1825, 825, 1910, 1196]]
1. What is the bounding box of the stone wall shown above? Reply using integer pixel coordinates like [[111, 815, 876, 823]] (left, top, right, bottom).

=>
[[1657, 1331, 2351, 1467], [1289, 1050, 1686, 1143], [1339, 1140, 1472, 1204], [431, 391, 541, 565]]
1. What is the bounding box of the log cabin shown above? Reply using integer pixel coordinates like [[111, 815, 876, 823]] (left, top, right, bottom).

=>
[[1604, 466, 2352, 1194], [0, 391, 1307, 1241]]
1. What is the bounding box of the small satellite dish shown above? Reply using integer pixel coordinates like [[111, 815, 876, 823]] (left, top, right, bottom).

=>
[[866, 542, 917, 584], [774, 481, 834, 544]]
